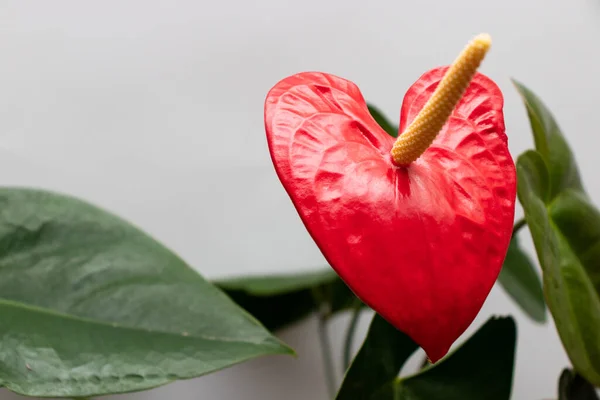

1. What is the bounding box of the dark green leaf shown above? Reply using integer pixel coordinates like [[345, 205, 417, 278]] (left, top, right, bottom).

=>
[[512, 79, 583, 199], [329, 275, 364, 313], [559, 369, 600, 400], [337, 315, 516, 400], [335, 314, 418, 400], [517, 151, 600, 386], [396, 317, 517, 400], [0, 188, 292, 397], [498, 235, 546, 322], [217, 269, 338, 296], [216, 269, 362, 331], [367, 104, 398, 138]]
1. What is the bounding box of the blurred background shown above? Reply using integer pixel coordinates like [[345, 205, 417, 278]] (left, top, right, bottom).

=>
[[2, 0, 600, 398]]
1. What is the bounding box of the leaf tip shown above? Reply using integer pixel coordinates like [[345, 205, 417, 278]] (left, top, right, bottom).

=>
[[489, 314, 517, 332]]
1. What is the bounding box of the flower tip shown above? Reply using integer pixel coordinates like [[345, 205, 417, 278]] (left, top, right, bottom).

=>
[[473, 33, 492, 50]]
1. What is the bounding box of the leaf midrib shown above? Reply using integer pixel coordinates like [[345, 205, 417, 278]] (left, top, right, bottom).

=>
[[0, 296, 269, 346]]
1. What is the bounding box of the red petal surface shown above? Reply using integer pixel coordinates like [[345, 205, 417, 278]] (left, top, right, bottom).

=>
[[264, 68, 516, 362]]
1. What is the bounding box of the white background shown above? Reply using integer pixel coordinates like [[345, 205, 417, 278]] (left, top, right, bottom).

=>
[[2, 0, 600, 399]]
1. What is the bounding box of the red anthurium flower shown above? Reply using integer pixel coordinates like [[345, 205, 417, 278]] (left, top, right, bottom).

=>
[[264, 34, 516, 362]]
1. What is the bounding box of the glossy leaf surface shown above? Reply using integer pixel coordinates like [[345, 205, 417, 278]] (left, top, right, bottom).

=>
[[517, 151, 600, 386], [0, 188, 291, 397], [265, 69, 516, 361], [337, 315, 516, 400]]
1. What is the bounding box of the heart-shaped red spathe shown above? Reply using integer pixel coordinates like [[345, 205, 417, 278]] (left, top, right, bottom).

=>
[[264, 67, 516, 362]]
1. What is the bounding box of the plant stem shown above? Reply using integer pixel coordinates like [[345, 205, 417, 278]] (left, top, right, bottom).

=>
[[318, 307, 336, 398], [512, 218, 527, 237], [311, 285, 336, 397], [342, 304, 362, 371]]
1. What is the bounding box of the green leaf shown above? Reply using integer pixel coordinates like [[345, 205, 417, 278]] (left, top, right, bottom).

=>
[[512, 79, 583, 199], [367, 104, 398, 138], [337, 315, 516, 400], [514, 82, 600, 385], [498, 235, 547, 322], [216, 269, 362, 331], [216, 269, 339, 295], [396, 317, 516, 400], [549, 189, 600, 294], [559, 369, 600, 400], [335, 314, 418, 400], [517, 151, 600, 386], [0, 188, 292, 397]]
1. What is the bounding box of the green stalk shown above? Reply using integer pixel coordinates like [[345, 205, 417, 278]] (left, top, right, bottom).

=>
[[342, 304, 362, 371]]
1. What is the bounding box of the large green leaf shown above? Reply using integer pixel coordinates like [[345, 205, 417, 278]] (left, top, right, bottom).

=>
[[498, 235, 546, 322], [512, 79, 583, 199], [336, 315, 516, 400], [367, 104, 398, 138], [216, 269, 362, 331], [0, 188, 292, 397], [559, 369, 600, 400], [517, 151, 600, 386]]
